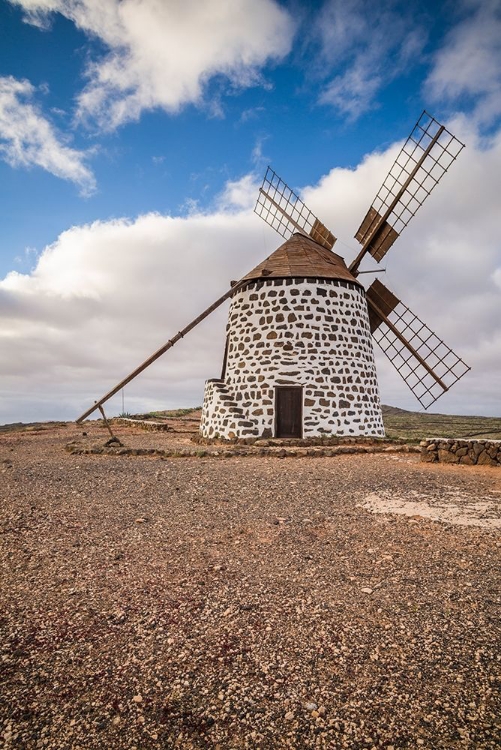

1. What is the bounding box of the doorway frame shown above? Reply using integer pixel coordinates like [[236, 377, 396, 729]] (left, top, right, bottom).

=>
[[274, 385, 303, 439]]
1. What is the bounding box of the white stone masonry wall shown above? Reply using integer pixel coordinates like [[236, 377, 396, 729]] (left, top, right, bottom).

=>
[[201, 277, 385, 439], [201, 379, 260, 439]]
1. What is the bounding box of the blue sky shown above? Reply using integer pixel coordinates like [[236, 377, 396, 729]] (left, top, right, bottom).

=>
[[0, 0, 500, 422]]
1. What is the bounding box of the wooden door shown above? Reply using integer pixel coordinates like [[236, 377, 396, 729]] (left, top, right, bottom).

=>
[[275, 387, 302, 438]]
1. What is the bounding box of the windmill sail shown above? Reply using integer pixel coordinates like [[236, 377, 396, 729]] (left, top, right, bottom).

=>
[[255, 167, 336, 250], [366, 279, 470, 410], [352, 112, 465, 271]]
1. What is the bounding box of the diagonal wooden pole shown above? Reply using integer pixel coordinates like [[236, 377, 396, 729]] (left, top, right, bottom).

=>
[[76, 279, 248, 424], [98, 404, 115, 438]]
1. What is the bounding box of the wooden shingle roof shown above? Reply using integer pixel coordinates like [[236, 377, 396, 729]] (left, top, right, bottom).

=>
[[241, 233, 362, 286]]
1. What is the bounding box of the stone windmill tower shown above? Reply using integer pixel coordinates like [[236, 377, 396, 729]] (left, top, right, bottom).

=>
[[76, 113, 470, 437], [200, 234, 384, 439]]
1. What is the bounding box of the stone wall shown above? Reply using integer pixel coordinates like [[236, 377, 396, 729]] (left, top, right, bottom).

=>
[[421, 438, 501, 466], [200, 379, 259, 439], [201, 277, 385, 439]]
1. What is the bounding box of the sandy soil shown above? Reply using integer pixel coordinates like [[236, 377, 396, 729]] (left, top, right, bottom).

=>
[[1, 422, 500, 749]]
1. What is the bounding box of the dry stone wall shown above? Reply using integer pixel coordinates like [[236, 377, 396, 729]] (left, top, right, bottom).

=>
[[201, 277, 384, 439], [421, 438, 501, 466]]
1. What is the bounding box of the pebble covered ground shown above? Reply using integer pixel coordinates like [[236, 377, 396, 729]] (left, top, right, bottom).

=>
[[1, 421, 500, 749]]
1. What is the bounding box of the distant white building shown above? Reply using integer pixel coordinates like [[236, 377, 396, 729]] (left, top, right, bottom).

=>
[[200, 233, 385, 439]]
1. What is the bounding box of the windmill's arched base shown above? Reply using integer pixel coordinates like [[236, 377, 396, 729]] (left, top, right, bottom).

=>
[[200, 278, 385, 440]]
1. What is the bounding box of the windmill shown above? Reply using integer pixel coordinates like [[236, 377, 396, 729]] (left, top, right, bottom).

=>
[[76, 112, 470, 439]]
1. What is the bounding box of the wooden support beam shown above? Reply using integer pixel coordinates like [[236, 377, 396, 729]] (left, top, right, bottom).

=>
[[76, 279, 248, 424], [98, 404, 115, 438]]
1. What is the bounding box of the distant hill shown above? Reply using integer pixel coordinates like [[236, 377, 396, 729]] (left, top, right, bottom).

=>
[[381, 405, 501, 441], [1, 407, 500, 442], [381, 404, 414, 416], [0, 421, 67, 433]]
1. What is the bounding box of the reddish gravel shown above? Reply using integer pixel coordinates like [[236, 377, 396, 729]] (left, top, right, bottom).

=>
[[1, 422, 500, 749]]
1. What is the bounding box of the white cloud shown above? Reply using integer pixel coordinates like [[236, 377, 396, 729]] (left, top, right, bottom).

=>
[[1, 121, 500, 424], [426, 0, 501, 126], [239, 106, 265, 124], [217, 174, 258, 210], [251, 135, 270, 169], [493, 268, 501, 291], [0, 75, 96, 194], [11, 0, 295, 130], [315, 0, 426, 118]]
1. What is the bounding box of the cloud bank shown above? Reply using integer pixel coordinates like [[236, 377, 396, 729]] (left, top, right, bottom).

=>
[[1, 123, 500, 423]]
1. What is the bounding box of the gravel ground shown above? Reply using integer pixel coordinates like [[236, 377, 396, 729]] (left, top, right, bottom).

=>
[[1, 422, 500, 749]]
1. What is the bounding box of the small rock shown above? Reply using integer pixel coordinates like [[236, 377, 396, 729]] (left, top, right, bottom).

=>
[[132, 695, 143, 703], [305, 702, 317, 711], [285, 711, 294, 721], [361, 587, 373, 594], [104, 436, 123, 447]]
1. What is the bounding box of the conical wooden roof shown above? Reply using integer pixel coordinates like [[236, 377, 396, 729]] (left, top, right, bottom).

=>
[[241, 233, 361, 286]]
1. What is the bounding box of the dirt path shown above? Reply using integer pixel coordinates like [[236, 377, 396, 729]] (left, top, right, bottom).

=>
[[1, 424, 500, 748]]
